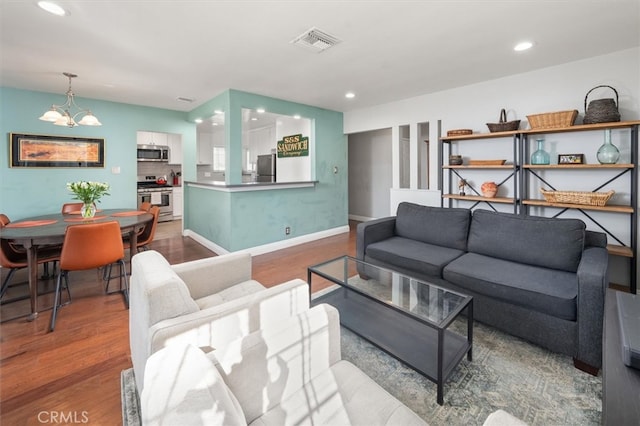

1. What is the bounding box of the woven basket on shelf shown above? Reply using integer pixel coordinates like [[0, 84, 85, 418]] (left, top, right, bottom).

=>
[[527, 110, 578, 129], [540, 188, 614, 207], [486, 108, 520, 132]]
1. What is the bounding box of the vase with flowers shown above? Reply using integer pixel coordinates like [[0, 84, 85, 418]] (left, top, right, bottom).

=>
[[67, 181, 110, 218]]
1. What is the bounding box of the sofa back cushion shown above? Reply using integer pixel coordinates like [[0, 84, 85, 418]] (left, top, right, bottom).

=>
[[467, 210, 585, 272], [395, 202, 471, 251]]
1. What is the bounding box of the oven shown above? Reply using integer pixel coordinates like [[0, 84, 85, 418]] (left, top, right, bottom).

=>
[[137, 178, 173, 222]]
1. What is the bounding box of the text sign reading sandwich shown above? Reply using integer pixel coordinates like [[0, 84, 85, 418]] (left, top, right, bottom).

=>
[[277, 134, 309, 158]]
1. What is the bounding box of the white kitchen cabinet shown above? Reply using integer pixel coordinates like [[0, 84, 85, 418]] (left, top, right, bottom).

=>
[[137, 131, 168, 146], [197, 132, 213, 165], [172, 187, 183, 218], [167, 133, 182, 165]]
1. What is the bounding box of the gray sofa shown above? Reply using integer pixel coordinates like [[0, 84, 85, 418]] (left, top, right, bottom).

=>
[[357, 202, 609, 372]]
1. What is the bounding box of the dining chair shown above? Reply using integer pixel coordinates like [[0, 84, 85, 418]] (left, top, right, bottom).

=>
[[50, 221, 129, 331], [61, 202, 84, 214], [0, 214, 64, 304], [139, 202, 152, 212], [131, 206, 160, 252]]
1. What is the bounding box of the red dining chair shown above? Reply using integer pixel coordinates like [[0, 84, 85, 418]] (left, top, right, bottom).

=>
[[50, 221, 129, 331], [0, 214, 63, 304], [139, 202, 152, 212], [127, 206, 160, 252], [61, 203, 84, 214]]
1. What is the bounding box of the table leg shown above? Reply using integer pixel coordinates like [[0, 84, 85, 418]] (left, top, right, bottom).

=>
[[437, 327, 444, 405], [128, 229, 138, 270], [25, 243, 39, 321]]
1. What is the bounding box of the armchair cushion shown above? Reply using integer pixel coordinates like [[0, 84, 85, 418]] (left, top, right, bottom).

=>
[[141, 343, 246, 426]]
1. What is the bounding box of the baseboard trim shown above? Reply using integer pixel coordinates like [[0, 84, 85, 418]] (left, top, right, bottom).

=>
[[184, 225, 350, 257], [348, 214, 374, 222]]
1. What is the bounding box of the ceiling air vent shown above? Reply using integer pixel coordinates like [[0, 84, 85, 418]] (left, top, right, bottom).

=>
[[176, 96, 195, 103], [291, 27, 341, 52]]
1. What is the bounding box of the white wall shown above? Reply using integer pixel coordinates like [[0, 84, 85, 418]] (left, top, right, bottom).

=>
[[344, 47, 640, 286], [348, 128, 392, 220]]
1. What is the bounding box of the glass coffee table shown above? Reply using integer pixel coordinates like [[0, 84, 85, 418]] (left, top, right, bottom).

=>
[[307, 255, 473, 405]]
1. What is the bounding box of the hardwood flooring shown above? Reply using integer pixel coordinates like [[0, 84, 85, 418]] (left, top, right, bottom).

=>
[[0, 220, 357, 424]]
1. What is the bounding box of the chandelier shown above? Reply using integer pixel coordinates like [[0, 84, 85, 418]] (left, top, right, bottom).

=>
[[39, 72, 102, 127]]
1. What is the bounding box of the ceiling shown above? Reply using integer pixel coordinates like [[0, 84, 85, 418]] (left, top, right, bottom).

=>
[[1, 1, 638, 114]]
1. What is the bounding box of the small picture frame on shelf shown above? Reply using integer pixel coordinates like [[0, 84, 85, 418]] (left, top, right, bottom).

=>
[[558, 153, 584, 165]]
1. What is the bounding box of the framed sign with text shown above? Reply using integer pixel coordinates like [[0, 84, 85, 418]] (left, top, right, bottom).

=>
[[277, 134, 309, 158]]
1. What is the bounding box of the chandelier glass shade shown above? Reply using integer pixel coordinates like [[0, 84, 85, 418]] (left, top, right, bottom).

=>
[[39, 72, 102, 127]]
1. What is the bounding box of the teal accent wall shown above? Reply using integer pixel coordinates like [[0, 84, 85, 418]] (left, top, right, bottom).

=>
[[0, 87, 196, 220], [185, 90, 347, 251]]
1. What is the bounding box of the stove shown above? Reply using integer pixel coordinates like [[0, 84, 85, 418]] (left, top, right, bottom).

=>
[[137, 176, 174, 222]]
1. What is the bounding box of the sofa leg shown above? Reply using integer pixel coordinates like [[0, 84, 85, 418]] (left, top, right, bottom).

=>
[[573, 358, 599, 376]]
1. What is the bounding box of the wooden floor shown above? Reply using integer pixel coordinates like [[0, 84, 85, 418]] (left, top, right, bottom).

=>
[[0, 220, 357, 424]]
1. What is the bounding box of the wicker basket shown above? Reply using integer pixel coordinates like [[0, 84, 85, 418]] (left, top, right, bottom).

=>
[[447, 129, 473, 136], [486, 108, 520, 132], [527, 110, 578, 129], [540, 188, 614, 206]]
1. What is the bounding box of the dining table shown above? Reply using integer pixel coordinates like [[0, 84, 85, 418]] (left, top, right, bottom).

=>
[[0, 208, 153, 320]]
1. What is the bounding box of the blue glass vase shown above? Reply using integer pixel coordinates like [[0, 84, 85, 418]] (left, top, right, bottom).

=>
[[531, 139, 550, 165], [597, 129, 620, 164]]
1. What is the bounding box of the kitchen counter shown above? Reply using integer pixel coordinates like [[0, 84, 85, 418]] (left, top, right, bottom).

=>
[[185, 180, 317, 192]]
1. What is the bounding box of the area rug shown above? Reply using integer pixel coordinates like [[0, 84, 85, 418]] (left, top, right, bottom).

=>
[[121, 316, 601, 426]]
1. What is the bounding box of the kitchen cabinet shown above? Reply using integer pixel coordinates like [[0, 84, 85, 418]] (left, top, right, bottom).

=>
[[167, 133, 182, 165], [197, 133, 213, 165], [439, 120, 639, 292], [173, 187, 183, 218], [137, 131, 168, 146]]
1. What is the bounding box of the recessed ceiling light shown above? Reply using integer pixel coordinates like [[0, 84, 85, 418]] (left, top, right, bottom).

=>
[[256, 108, 265, 113], [212, 123, 218, 126], [37, 1, 68, 16], [514, 41, 533, 52], [251, 117, 258, 121], [293, 115, 301, 119], [345, 92, 355, 99], [214, 109, 223, 115], [194, 118, 203, 124]]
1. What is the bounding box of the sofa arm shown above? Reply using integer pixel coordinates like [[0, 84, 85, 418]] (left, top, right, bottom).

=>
[[132, 279, 310, 392], [576, 246, 609, 368], [172, 252, 252, 300], [356, 216, 397, 261], [210, 304, 341, 424]]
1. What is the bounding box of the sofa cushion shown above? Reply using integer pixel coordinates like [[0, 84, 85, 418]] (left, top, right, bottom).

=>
[[366, 236, 465, 278], [141, 343, 246, 426], [467, 210, 585, 272], [444, 253, 578, 320], [251, 360, 426, 426], [131, 250, 200, 326], [395, 202, 471, 251], [195, 280, 266, 310]]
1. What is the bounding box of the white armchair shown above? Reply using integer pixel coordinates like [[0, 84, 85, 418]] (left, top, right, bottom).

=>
[[129, 250, 309, 394]]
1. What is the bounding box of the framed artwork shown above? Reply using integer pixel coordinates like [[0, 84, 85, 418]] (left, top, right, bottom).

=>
[[558, 153, 584, 165], [10, 133, 105, 168]]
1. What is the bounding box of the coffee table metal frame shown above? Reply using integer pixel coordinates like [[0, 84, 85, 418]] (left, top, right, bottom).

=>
[[307, 255, 473, 405]]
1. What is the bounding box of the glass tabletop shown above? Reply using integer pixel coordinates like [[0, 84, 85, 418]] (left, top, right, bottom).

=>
[[309, 255, 471, 328]]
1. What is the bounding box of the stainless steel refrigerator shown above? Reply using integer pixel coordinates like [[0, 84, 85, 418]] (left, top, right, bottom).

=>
[[256, 154, 276, 182]]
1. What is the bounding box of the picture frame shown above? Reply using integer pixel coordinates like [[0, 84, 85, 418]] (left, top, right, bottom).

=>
[[10, 133, 105, 168], [558, 153, 584, 165]]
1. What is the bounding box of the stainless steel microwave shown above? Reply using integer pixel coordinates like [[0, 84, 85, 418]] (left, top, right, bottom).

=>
[[137, 145, 169, 162]]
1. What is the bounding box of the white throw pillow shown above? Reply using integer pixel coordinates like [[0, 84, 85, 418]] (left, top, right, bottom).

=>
[[141, 343, 246, 426]]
